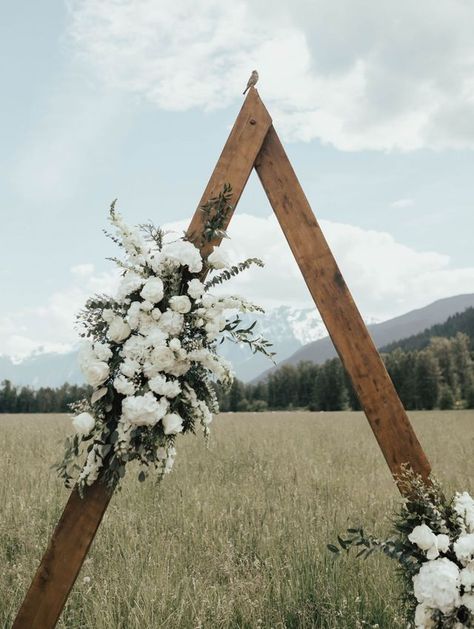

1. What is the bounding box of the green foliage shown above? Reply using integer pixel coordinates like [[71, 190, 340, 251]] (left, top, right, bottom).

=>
[[382, 307, 474, 353], [205, 258, 264, 289], [330, 468, 464, 625], [0, 380, 93, 413], [198, 183, 233, 244], [439, 384, 455, 410], [223, 316, 276, 361], [415, 350, 440, 409]]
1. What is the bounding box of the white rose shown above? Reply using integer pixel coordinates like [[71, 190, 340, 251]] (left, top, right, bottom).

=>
[[72, 412, 95, 436], [408, 524, 438, 552], [113, 375, 136, 396], [151, 308, 162, 321], [167, 360, 190, 377], [82, 360, 110, 388], [120, 358, 140, 378], [102, 308, 115, 323], [147, 328, 168, 348], [162, 413, 183, 435], [93, 342, 112, 362], [121, 392, 169, 427], [149, 374, 181, 398], [460, 562, 474, 590], [158, 310, 184, 335], [162, 240, 202, 273], [140, 277, 164, 303], [207, 248, 229, 269], [107, 316, 131, 343], [137, 311, 155, 335], [149, 346, 176, 373], [454, 534, 474, 566], [169, 295, 191, 314], [187, 279, 204, 299], [454, 492, 474, 533], [126, 302, 141, 329], [141, 300, 154, 311], [436, 534, 450, 554], [169, 338, 181, 351], [116, 271, 145, 302], [413, 558, 460, 613], [414, 604, 435, 628]]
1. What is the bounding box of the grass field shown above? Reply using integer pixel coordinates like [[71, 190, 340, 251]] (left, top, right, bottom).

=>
[[1, 411, 474, 628]]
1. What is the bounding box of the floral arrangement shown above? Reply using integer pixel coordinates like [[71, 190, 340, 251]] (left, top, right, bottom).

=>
[[57, 185, 273, 493], [329, 470, 474, 628]]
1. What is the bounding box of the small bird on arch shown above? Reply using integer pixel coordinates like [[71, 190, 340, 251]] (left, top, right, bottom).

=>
[[243, 70, 259, 94]]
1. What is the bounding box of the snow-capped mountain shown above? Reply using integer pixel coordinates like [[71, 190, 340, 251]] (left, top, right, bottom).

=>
[[0, 305, 326, 387], [217, 305, 328, 381], [3, 294, 473, 388]]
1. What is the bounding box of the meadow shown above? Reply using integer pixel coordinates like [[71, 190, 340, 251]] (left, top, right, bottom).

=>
[[1, 410, 473, 629]]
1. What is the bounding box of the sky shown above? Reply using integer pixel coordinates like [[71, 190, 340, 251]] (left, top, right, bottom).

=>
[[1, 0, 473, 359]]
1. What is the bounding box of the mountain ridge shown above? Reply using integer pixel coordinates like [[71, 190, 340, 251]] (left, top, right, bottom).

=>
[[253, 293, 474, 382], [2, 294, 473, 388]]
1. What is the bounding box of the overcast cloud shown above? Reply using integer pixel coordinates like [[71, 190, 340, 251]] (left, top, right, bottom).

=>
[[68, 0, 474, 151], [2, 213, 473, 359]]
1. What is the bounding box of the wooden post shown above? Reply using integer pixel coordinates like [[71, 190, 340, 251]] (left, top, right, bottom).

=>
[[254, 125, 431, 486], [186, 88, 272, 253], [12, 88, 272, 629], [14, 89, 431, 627]]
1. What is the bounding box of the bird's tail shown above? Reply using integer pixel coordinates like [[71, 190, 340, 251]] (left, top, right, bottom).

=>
[[243, 87, 249, 95]]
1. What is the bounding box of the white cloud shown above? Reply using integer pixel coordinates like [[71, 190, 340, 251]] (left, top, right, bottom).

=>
[[67, 0, 474, 151], [391, 198, 415, 209], [0, 265, 119, 360], [2, 214, 473, 359], [163, 213, 474, 321]]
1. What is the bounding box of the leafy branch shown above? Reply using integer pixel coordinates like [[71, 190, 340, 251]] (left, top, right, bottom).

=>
[[205, 258, 264, 289], [222, 316, 276, 361], [199, 183, 233, 244]]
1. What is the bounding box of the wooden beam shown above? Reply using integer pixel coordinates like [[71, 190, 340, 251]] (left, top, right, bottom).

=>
[[13, 88, 272, 629], [254, 125, 431, 487], [12, 482, 114, 629], [186, 87, 272, 254]]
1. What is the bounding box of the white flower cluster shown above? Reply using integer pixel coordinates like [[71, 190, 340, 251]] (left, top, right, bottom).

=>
[[409, 492, 474, 628], [65, 203, 266, 491]]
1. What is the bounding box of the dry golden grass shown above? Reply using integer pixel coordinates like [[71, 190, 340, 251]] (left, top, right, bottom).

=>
[[1, 410, 474, 628]]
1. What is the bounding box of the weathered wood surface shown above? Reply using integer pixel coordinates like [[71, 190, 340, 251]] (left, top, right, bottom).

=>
[[254, 125, 431, 487], [186, 87, 272, 255], [12, 482, 114, 629], [13, 87, 272, 629]]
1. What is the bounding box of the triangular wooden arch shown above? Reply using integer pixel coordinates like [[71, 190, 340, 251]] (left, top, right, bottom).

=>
[[13, 88, 431, 628]]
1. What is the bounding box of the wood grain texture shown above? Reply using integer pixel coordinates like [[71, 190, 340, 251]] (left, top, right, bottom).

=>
[[12, 482, 114, 628], [254, 126, 431, 488], [12, 88, 272, 629], [186, 87, 272, 256]]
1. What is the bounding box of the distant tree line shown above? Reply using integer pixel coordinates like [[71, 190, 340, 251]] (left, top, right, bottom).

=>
[[217, 332, 474, 412], [0, 381, 92, 413], [1, 330, 474, 414]]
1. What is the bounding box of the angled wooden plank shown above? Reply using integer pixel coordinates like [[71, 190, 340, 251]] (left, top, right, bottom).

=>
[[254, 125, 431, 488], [13, 88, 272, 629], [186, 87, 272, 254], [13, 482, 114, 629]]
